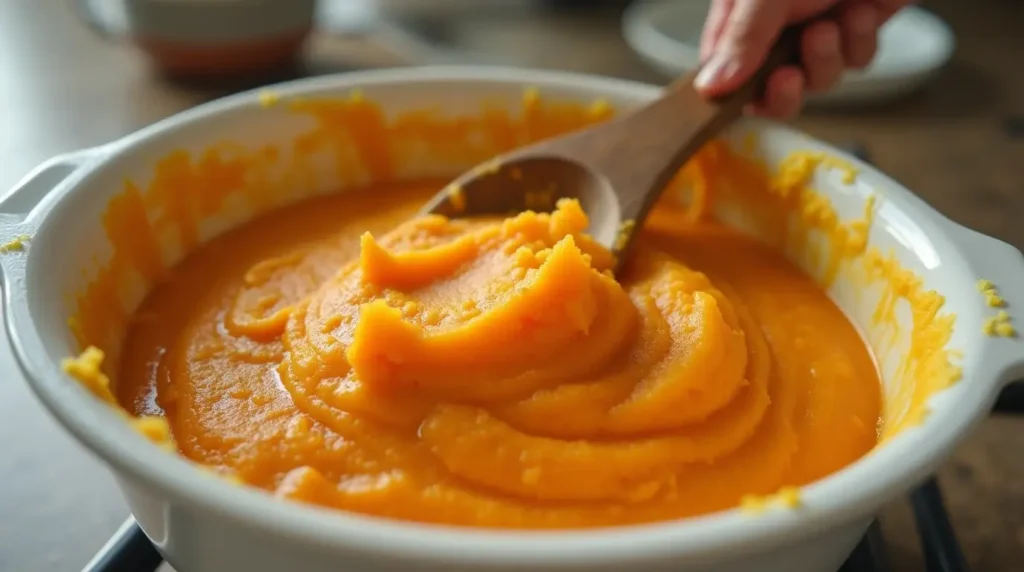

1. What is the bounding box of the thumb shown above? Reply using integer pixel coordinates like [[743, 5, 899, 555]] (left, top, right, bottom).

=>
[[694, 0, 789, 95]]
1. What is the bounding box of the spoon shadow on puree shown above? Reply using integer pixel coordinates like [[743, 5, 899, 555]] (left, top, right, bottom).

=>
[[62, 89, 959, 529]]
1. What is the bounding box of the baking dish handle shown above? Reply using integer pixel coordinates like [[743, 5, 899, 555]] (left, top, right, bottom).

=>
[[0, 147, 105, 224], [950, 223, 1024, 387]]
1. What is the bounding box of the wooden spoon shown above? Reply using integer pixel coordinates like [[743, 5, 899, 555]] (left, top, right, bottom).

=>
[[420, 27, 803, 274]]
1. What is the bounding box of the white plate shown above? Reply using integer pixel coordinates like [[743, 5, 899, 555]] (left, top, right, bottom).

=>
[[622, 0, 956, 106]]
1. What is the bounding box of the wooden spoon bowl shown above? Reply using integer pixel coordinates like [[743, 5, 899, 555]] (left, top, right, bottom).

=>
[[420, 26, 805, 273]]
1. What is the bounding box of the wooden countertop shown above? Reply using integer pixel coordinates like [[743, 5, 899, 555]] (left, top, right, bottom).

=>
[[0, 1, 1021, 570]]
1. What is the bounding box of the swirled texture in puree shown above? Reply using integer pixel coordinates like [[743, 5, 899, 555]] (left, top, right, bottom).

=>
[[118, 181, 880, 528]]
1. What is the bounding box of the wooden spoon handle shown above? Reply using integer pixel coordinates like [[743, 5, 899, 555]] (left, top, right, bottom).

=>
[[597, 23, 810, 268], [587, 24, 807, 226]]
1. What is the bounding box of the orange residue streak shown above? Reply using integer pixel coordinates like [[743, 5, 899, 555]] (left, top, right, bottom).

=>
[[68, 90, 958, 529]]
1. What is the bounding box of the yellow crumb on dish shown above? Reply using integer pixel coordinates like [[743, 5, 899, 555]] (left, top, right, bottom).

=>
[[61, 346, 116, 404], [978, 280, 1013, 336], [740, 486, 802, 515], [982, 319, 996, 336], [446, 184, 466, 213], [739, 494, 767, 515], [776, 486, 802, 508], [983, 309, 1016, 338], [976, 279, 1005, 307], [588, 98, 612, 117], [985, 292, 1005, 307], [257, 89, 280, 108], [0, 234, 31, 253], [131, 416, 170, 441], [994, 321, 1016, 337], [997, 309, 1012, 326], [130, 416, 176, 451], [613, 219, 636, 252]]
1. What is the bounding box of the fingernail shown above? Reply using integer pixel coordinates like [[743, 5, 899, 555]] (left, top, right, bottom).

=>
[[694, 52, 736, 90]]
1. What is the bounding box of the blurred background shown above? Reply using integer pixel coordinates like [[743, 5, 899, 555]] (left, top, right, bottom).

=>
[[0, 0, 1022, 571]]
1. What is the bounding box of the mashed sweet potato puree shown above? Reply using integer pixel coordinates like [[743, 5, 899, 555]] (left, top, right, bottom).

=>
[[113, 188, 879, 527], [65, 90, 960, 529]]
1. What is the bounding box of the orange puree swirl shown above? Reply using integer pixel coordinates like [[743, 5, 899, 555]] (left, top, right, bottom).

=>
[[116, 181, 880, 529]]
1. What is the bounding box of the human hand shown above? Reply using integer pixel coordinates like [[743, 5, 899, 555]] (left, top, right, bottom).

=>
[[695, 0, 912, 118]]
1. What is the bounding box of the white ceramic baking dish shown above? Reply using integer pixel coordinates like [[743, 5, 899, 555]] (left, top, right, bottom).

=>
[[2, 67, 1022, 572]]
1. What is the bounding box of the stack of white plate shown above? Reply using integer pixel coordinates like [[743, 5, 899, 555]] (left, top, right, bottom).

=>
[[622, 0, 956, 106]]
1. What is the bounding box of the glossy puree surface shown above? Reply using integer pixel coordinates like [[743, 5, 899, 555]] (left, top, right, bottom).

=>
[[115, 176, 881, 528]]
